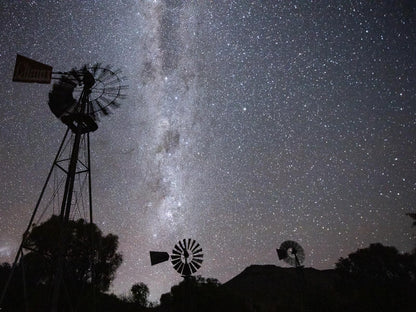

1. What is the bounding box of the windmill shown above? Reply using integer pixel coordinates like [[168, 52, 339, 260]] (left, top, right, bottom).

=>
[[277, 240, 306, 311], [47, 64, 127, 224], [150, 239, 203, 312], [150, 238, 203, 277], [276, 240, 305, 268], [1, 56, 127, 311]]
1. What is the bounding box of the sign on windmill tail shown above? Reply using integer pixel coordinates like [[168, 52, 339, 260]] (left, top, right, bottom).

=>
[[12, 54, 52, 84]]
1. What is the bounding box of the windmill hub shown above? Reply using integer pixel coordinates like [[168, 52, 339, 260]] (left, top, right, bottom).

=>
[[183, 249, 190, 261]]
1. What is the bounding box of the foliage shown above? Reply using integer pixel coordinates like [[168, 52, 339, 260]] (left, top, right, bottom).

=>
[[130, 282, 150, 307], [333, 243, 415, 311], [22, 215, 122, 292], [335, 243, 416, 284], [159, 276, 250, 312], [0, 215, 122, 311]]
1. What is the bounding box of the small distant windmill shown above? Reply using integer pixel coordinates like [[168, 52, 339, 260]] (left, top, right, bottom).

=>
[[276, 240, 305, 268], [150, 239, 203, 312], [150, 238, 203, 277], [277, 240, 306, 310]]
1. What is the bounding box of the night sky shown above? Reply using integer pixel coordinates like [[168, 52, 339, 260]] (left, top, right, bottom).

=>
[[0, 0, 415, 302]]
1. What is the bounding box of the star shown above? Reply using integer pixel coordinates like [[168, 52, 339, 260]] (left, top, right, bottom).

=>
[[0, 0, 415, 302]]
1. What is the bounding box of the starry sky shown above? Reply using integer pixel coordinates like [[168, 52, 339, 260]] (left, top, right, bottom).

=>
[[0, 0, 415, 302]]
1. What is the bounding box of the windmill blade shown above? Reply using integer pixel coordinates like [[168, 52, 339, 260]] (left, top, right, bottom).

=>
[[172, 248, 181, 256], [100, 86, 122, 94], [189, 262, 197, 273], [191, 242, 200, 253], [191, 261, 201, 270], [91, 63, 101, 75], [193, 254, 203, 261], [182, 263, 192, 277], [173, 243, 183, 253], [114, 93, 127, 100], [193, 251, 203, 258], [189, 239, 196, 251], [173, 261, 184, 273], [97, 97, 113, 111], [104, 77, 121, 87], [110, 100, 121, 109], [296, 249, 305, 265], [178, 240, 186, 252], [90, 99, 106, 116], [97, 66, 113, 81], [276, 248, 287, 260], [100, 106, 110, 116], [286, 256, 296, 267], [149, 251, 169, 266], [171, 257, 181, 266], [295, 254, 301, 267], [193, 247, 203, 255], [192, 258, 204, 264], [111, 68, 122, 76]]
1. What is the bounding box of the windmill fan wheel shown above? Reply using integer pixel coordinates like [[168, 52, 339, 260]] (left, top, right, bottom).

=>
[[279, 240, 305, 267], [48, 64, 127, 124], [171, 239, 203, 277]]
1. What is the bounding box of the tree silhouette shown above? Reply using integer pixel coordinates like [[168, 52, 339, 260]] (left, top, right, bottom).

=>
[[130, 282, 149, 307], [336, 243, 415, 283], [334, 243, 415, 312], [159, 276, 250, 312], [21, 215, 122, 292], [0, 216, 122, 311]]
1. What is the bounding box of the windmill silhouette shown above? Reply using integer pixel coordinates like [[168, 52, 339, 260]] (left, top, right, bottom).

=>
[[276, 240, 306, 311], [276, 240, 305, 268], [150, 239, 203, 312], [150, 238, 204, 278], [1, 57, 127, 311]]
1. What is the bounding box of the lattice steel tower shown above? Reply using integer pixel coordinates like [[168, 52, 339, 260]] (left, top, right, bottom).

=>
[[1, 61, 127, 311]]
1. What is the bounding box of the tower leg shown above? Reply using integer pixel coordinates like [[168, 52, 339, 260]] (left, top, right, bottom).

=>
[[51, 129, 83, 312], [0, 129, 70, 309]]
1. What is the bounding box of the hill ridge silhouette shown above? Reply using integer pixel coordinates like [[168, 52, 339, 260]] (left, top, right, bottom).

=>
[[223, 264, 339, 311]]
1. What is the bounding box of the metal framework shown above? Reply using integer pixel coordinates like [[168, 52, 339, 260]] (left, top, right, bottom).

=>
[[0, 101, 94, 312], [1, 62, 126, 311]]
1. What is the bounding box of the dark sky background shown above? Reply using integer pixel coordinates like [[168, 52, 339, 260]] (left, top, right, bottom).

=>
[[0, 0, 415, 302]]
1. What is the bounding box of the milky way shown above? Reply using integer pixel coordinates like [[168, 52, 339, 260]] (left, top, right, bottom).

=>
[[0, 0, 415, 301]]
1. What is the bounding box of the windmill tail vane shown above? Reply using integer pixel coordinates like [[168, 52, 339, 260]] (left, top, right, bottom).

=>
[[150, 251, 170, 266]]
